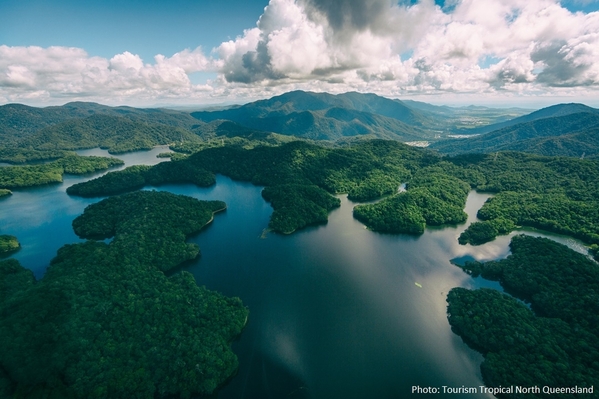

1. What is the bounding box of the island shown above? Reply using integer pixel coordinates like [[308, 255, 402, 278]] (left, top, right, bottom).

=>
[[0, 189, 11, 198], [0, 235, 20, 254], [447, 235, 599, 396], [66, 140, 599, 247], [0, 155, 124, 189], [0, 191, 247, 398], [67, 160, 215, 197]]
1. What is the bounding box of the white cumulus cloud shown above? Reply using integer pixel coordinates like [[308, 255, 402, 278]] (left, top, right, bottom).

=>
[[1, 0, 599, 106]]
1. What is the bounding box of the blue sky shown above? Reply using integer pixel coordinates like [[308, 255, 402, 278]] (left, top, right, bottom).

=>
[[0, 0, 268, 62], [1, 0, 599, 107]]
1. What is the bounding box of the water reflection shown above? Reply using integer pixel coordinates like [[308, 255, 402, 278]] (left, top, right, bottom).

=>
[[2, 149, 589, 398], [0, 147, 170, 276]]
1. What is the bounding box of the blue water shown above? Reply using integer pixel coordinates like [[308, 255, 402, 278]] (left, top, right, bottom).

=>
[[1, 148, 589, 398]]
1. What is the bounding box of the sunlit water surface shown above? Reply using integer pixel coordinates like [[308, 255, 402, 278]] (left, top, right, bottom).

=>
[[0, 148, 589, 398]]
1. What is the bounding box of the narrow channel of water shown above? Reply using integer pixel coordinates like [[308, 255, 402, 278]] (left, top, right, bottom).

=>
[[1, 148, 590, 398]]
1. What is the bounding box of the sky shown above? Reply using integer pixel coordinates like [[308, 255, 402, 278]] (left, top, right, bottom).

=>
[[1, 0, 599, 108]]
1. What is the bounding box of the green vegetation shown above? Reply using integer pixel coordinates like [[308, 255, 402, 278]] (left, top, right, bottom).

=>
[[433, 111, 599, 157], [68, 165, 151, 196], [56, 155, 124, 174], [0, 155, 123, 189], [590, 244, 599, 262], [474, 191, 599, 244], [0, 189, 11, 198], [50, 136, 599, 244], [347, 170, 402, 201], [262, 184, 340, 233], [68, 140, 430, 233], [353, 169, 469, 234], [19, 114, 202, 154], [67, 160, 215, 197], [66, 140, 599, 244], [0, 148, 72, 164], [450, 152, 599, 245], [0, 191, 247, 398], [0, 164, 63, 188], [191, 90, 433, 141], [448, 236, 599, 395], [0, 235, 20, 254], [458, 218, 516, 245], [73, 191, 226, 272]]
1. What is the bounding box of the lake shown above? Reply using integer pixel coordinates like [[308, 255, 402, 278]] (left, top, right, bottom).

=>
[[0, 148, 588, 398]]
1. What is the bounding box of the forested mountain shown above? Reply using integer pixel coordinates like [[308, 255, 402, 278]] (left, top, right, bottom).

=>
[[432, 111, 599, 157], [0, 102, 205, 147], [193, 90, 428, 124], [192, 91, 432, 141], [0, 92, 538, 156], [19, 114, 201, 153], [451, 102, 599, 135], [1, 93, 594, 160]]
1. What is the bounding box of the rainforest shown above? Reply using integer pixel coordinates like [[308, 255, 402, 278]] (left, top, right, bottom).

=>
[[1, 93, 598, 398]]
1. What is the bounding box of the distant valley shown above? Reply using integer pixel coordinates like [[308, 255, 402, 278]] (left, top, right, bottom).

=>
[[2, 90, 599, 398], [3, 90, 598, 159]]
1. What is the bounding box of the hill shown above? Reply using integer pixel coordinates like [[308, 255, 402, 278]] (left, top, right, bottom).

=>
[[452, 103, 598, 136], [0, 102, 203, 146], [19, 114, 201, 154], [431, 107, 599, 157], [191, 90, 434, 141]]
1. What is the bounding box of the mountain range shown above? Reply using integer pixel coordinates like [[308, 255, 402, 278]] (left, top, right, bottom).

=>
[[431, 105, 599, 157], [1, 91, 597, 158]]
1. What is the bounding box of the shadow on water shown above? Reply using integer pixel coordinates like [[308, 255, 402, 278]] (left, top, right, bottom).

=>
[[9, 149, 589, 398]]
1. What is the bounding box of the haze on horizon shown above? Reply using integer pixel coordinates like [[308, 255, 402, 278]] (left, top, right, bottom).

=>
[[1, 0, 599, 109]]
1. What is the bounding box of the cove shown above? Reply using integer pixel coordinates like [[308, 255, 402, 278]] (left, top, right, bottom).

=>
[[1, 148, 589, 398]]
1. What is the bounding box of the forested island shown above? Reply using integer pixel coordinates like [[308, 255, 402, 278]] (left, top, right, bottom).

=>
[[0, 155, 124, 189], [65, 140, 599, 247], [0, 191, 247, 398], [3, 96, 599, 398], [448, 235, 599, 397], [0, 235, 20, 254]]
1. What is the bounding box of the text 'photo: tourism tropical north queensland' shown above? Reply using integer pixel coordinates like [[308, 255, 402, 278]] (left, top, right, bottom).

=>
[[1, 0, 599, 398]]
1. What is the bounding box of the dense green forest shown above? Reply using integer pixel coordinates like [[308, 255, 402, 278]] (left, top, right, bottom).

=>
[[261, 184, 341, 233], [0, 155, 123, 189], [0, 235, 20, 254], [67, 160, 214, 197], [458, 218, 516, 245], [0, 148, 72, 164], [191, 90, 432, 141], [353, 168, 470, 233], [450, 152, 599, 245], [65, 140, 599, 243], [0, 191, 247, 398], [68, 140, 433, 233], [72, 191, 226, 272], [465, 191, 599, 244], [21, 114, 200, 154], [448, 235, 599, 397], [432, 111, 599, 157]]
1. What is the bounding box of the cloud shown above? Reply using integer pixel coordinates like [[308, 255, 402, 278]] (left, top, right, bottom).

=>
[[0, 45, 215, 104], [531, 35, 599, 86], [214, 0, 599, 97], [1, 0, 599, 106]]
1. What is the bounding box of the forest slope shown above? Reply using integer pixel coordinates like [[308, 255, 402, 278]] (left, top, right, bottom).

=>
[[448, 236, 599, 397], [432, 111, 599, 157], [0, 191, 247, 398]]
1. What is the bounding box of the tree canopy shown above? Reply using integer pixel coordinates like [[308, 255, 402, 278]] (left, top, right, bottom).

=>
[[0, 191, 247, 398], [448, 235, 599, 396]]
